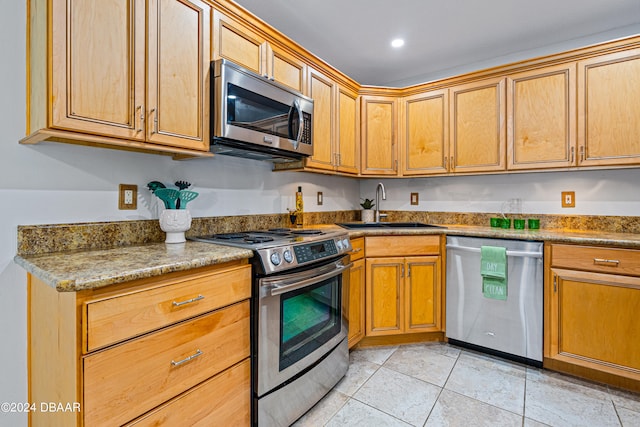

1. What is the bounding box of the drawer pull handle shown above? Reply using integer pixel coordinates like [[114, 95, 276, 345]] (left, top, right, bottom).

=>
[[593, 258, 620, 266], [171, 349, 203, 367], [351, 248, 363, 253], [172, 294, 204, 307]]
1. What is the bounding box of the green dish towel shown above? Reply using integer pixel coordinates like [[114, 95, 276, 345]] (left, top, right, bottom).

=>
[[481, 246, 508, 300]]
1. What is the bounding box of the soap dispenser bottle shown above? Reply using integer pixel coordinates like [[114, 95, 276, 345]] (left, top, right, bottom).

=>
[[295, 186, 304, 228]]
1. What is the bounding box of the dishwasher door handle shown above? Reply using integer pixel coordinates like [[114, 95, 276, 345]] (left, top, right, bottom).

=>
[[447, 244, 543, 259]]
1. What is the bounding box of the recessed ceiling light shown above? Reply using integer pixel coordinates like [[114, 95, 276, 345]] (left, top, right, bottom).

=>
[[391, 38, 405, 48]]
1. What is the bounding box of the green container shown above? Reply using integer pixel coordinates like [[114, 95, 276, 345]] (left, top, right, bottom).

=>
[[514, 219, 525, 229], [528, 218, 540, 229], [501, 218, 511, 229], [490, 217, 502, 227]]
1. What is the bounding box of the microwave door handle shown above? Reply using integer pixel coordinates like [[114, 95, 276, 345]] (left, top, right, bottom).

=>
[[287, 101, 303, 147], [268, 262, 353, 296]]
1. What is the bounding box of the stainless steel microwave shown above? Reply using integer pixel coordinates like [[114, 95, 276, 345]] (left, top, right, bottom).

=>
[[210, 59, 314, 162]]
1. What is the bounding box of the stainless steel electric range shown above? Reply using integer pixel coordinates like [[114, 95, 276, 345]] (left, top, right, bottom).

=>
[[191, 228, 352, 427]]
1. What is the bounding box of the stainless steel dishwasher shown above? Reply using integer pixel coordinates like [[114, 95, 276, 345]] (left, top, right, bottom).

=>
[[446, 236, 544, 366]]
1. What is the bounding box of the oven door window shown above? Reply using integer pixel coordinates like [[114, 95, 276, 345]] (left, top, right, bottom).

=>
[[227, 83, 297, 139], [279, 275, 341, 371]]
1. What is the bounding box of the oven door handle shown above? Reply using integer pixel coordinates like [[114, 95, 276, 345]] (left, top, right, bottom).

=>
[[268, 261, 353, 296]]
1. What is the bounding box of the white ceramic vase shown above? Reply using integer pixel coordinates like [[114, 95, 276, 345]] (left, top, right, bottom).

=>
[[159, 209, 192, 243], [361, 209, 375, 223]]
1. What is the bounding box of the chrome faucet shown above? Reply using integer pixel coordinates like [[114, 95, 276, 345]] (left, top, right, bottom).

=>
[[375, 182, 387, 222]]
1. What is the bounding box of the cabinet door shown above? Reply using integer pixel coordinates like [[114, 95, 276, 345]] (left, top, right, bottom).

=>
[[366, 258, 404, 336], [507, 64, 576, 170], [361, 96, 398, 175], [146, 0, 210, 151], [336, 86, 360, 174], [51, 0, 146, 140], [266, 45, 306, 92], [547, 268, 640, 380], [405, 257, 441, 332], [305, 68, 336, 171], [213, 11, 265, 76], [577, 49, 640, 167], [450, 77, 506, 173], [400, 90, 449, 175], [348, 258, 365, 348]]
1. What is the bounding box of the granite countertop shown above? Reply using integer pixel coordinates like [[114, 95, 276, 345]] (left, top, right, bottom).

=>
[[343, 223, 640, 248], [15, 222, 640, 293], [14, 241, 253, 292]]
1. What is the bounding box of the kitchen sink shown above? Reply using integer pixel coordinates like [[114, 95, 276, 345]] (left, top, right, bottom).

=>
[[336, 222, 446, 229]]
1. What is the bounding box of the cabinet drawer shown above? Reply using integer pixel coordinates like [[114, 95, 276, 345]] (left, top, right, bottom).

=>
[[350, 237, 365, 261], [366, 235, 441, 257], [83, 300, 250, 427], [126, 358, 251, 426], [84, 265, 251, 351], [551, 245, 640, 276]]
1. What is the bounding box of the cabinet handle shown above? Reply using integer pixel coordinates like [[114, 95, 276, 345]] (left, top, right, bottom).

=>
[[407, 266, 411, 278], [444, 156, 448, 170], [337, 153, 341, 166], [570, 146, 574, 163], [579, 146, 585, 163], [172, 294, 205, 307], [149, 108, 158, 134], [136, 105, 144, 133], [351, 248, 363, 253], [593, 258, 620, 266], [171, 349, 203, 367], [553, 274, 557, 293], [450, 156, 454, 170], [400, 265, 405, 278]]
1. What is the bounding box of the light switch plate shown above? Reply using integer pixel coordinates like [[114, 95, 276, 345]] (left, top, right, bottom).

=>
[[317, 191, 323, 206], [410, 192, 419, 205]]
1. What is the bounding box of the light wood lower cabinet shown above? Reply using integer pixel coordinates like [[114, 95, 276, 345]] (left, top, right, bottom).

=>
[[28, 261, 252, 427], [347, 238, 365, 348], [545, 244, 640, 391], [364, 236, 443, 337]]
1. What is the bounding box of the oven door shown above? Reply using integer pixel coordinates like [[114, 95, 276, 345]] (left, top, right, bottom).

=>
[[256, 255, 351, 397]]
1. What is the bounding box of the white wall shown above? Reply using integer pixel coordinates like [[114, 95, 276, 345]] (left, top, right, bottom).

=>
[[360, 168, 640, 217], [1, 2, 639, 426]]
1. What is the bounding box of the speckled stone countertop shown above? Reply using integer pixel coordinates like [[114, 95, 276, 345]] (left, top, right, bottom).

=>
[[342, 224, 640, 248], [15, 211, 640, 293], [14, 241, 253, 292]]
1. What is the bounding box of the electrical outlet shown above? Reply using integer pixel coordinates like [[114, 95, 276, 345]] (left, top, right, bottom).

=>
[[119, 184, 137, 210], [317, 191, 323, 206], [561, 191, 575, 208], [410, 192, 419, 205]]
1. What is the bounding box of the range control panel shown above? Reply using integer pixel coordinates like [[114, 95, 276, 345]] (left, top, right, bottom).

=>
[[257, 235, 352, 275]]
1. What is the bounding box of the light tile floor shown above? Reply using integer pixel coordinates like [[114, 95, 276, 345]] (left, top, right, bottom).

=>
[[293, 342, 640, 427]]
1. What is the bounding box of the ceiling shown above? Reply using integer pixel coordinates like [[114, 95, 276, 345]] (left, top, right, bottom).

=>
[[232, 0, 640, 87]]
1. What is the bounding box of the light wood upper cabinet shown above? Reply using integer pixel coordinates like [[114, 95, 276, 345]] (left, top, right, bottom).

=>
[[26, 0, 211, 156], [305, 69, 336, 172], [577, 48, 640, 167], [336, 86, 360, 174], [507, 64, 576, 170], [361, 95, 398, 175], [146, 0, 210, 151], [212, 10, 306, 92], [449, 77, 506, 173], [400, 89, 449, 176], [49, 0, 145, 141]]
